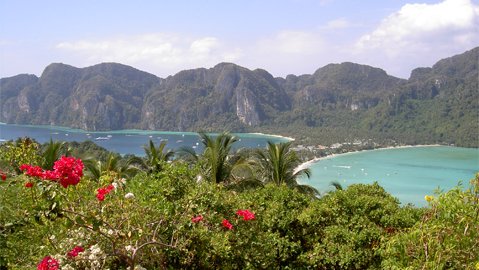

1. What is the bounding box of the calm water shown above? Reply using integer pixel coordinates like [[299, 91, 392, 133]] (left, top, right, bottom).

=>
[[1, 123, 477, 206], [301, 146, 479, 207], [0, 123, 289, 156]]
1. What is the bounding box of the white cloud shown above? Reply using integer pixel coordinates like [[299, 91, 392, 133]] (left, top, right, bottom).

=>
[[257, 30, 324, 55], [189, 37, 219, 55], [53, 0, 478, 80], [323, 18, 352, 30], [353, 0, 479, 76], [56, 34, 239, 76], [357, 0, 478, 51], [55, 31, 332, 77]]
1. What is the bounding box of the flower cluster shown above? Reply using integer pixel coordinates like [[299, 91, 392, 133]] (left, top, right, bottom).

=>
[[20, 156, 84, 188], [20, 164, 44, 178], [96, 184, 115, 201], [67, 246, 84, 258], [191, 209, 255, 231], [0, 169, 7, 181], [191, 215, 203, 223], [37, 256, 60, 270], [222, 219, 234, 230], [125, 192, 135, 199], [236, 209, 255, 221], [53, 156, 84, 188]]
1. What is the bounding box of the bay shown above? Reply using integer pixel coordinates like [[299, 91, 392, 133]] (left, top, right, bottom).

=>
[[0, 123, 289, 156], [301, 146, 479, 207], [2, 123, 477, 207]]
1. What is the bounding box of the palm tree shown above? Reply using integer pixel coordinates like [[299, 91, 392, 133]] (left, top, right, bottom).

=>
[[142, 140, 175, 173], [84, 153, 137, 181], [254, 141, 318, 196], [330, 181, 343, 191], [179, 132, 251, 184], [41, 139, 67, 170]]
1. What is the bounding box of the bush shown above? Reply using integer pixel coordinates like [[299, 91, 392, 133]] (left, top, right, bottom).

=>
[[296, 183, 423, 269], [381, 173, 479, 269], [1, 150, 475, 269]]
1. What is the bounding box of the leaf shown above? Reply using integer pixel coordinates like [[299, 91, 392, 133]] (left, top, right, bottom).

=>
[[75, 216, 85, 226], [92, 219, 102, 231]]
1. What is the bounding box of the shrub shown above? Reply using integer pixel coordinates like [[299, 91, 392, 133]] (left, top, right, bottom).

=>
[[381, 173, 479, 269]]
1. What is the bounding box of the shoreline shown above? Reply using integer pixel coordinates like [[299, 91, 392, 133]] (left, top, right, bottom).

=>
[[294, 144, 442, 173], [248, 132, 295, 142]]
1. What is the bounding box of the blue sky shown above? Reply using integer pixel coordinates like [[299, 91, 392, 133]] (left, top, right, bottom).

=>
[[1, 0, 478, 79]]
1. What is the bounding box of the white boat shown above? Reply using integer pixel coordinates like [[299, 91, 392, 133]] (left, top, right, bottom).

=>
[[95, 137, 110, 141]]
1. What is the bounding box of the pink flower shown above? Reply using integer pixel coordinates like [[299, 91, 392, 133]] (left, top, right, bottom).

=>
[[37, 256, 59, 270], [191, 215, 203, 223], [222, 219, 233, 230], [25, 182, 34, 188], [236, 209, 255, 221], [96, 184, 115, 201], [67, 245, 84, 258]]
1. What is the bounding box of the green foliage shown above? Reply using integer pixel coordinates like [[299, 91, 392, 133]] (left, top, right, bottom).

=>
[[0, 143, 476, 269], [254, 141, 317, 196], [296, 183, 424, 269], [83, 153, 138, 182], [181, 132, 252, 185], [138, 140, 175, 173], [381, 174, 479, 269], [2, 48, 477, 147], [40, 139, 67, 170], [0, 137, 41, 174]]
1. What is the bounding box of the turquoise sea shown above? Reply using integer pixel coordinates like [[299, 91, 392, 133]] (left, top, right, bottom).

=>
[[301, 146, 479, 207], [1, 123, 477, 206], [0, 123, 289, 156]]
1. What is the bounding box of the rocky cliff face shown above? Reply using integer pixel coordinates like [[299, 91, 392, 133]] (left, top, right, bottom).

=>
[[0, 63, 161, 130], [140, 63, 290, 131], [280, 62, 405, 111], [0, 47, 477, 146]]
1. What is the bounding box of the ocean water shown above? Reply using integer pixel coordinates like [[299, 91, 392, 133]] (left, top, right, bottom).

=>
[[1, 124, 477, 206], [301, 146, 479, 207], [0, 123, 289, 156]]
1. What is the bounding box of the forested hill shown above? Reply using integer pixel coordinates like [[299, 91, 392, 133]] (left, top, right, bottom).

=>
[[1, 47, 477, 146]]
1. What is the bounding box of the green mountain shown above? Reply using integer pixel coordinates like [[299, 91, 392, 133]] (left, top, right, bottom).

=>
[[0, 47, 477, 146], [141, 63, 291, 131]]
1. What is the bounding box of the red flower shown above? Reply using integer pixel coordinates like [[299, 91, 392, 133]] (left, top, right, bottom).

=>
[[53, 156, 84, 188], [20, 156, 84, 188], [37, 256, 59, 270], [191, 215, 203, 223], [236, 209, 255, 221], [222, 219, 233, 230], [67, 245, 84, 258], [96, 184, 115, 201], [25, 182, 34, 188], [1, 173, 6, 181], [20, 164, 44, 178], [42, 170, 60, 181]]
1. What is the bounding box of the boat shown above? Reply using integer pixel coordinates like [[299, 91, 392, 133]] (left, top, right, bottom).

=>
[[95, 137, 110, 141]]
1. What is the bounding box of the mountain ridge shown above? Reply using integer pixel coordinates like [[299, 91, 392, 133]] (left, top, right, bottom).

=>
[[1, 47, 477, 146]]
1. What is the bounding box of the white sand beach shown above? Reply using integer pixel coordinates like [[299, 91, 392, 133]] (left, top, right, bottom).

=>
[[294, 144, 442, 174]]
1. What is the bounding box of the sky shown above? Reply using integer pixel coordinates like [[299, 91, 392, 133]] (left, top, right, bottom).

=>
[[0, 0, 478, 79]]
